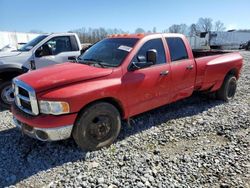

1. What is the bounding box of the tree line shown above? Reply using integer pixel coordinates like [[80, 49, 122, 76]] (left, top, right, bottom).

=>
[[166, 18, 226, 36], [32, 17, 249, 43]]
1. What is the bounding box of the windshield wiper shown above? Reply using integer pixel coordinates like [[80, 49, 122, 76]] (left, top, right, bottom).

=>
[[78, 58, 117, 68], [78, 58, 105, 68], [83, 58, 103, 62]]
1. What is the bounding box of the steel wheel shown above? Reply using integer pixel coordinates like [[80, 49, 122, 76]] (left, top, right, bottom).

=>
[[73, 102, 121, 151], [0, 81, 14, 109]]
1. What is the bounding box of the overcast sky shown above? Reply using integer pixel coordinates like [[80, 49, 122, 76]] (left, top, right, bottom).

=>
[[0, 0, 249, 33]]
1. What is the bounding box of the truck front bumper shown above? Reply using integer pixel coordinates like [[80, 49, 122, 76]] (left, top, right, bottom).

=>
[[13, 117, 73, 141], [11, 105, 77, 141]]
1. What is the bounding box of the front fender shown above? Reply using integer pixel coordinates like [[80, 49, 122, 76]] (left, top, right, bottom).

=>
[[37, 78, 128, 117], [0, 64, 28, 80], [0, 64, 28, 74]]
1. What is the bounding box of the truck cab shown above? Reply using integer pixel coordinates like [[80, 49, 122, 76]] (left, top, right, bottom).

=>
[[0, 33, 81, 108]]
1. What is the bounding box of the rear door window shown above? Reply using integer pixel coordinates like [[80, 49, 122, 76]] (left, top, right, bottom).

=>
[[166, 37, 188, 62]]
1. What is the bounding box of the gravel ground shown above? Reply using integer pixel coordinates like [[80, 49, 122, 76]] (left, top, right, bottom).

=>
[[0, 51, 249, 188]]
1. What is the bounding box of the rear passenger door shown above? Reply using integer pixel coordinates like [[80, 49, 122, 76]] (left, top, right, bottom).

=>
[[166, 37, 196, 101]]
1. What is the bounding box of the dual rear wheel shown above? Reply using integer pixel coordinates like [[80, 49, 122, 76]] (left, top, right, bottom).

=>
[[216, 75, 237, 102]]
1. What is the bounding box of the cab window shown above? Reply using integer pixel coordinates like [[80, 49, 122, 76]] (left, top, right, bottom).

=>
[[133, 38, 166, 64], [41, 36, 73, 56], [166, 37, 188, 62]]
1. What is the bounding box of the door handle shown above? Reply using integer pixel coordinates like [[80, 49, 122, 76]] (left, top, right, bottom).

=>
[[186, 65, 194, 70], [160, 70, 169, 76]]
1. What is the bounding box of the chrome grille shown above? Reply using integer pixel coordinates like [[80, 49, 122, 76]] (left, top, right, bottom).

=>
[[13, 78, 39, 115]]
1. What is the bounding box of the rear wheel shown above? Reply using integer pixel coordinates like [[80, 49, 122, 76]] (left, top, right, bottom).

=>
[[0, 81, 14, 109], [216, 75, 237, 102], [73, 102, 121, 151]]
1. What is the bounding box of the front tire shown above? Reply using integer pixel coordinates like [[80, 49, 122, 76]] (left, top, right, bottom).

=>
[[216, 75, 237, 102], [0, 81, 14, 109], [73, 102, 121, 151]]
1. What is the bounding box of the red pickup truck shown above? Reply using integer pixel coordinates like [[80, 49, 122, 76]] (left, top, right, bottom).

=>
[[12, 33, 243, 150]]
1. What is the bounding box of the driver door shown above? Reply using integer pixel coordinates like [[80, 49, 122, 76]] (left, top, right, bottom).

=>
[[122, 38, 171, 117], [34, 36, 80, 69]]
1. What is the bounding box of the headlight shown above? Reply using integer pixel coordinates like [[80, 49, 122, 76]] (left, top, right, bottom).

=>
[[39, 100, 70, 115]]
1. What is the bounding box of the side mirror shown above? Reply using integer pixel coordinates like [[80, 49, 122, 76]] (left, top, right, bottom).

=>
[[147, 49, 157, 64], [129, 49, 157, 71], [35, 47, 43, 58]]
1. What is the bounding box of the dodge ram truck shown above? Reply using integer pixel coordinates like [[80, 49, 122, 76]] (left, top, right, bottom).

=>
[[12, 33, 243, 150], [0, 33, 82, 108]]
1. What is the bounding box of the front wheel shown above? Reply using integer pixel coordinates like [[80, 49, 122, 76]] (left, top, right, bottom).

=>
[[73, 102, 121, 151], [216, 75, 237, 102], [0, 81, 14, 109]]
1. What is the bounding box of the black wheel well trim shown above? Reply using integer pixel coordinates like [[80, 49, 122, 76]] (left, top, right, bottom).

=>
[[74, 97, 125, 125], [0, 68, 26, 81], [225, 68, 238, 80]]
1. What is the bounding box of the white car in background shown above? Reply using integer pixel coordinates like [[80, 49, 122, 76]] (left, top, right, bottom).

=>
[[0, 33, 82, 108], [0, 44, 17, 52]]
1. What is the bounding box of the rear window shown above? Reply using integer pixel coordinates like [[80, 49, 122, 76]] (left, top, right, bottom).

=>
[[166, 37, 188, 62]]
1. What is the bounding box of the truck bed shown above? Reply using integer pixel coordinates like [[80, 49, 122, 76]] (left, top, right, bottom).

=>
[[192, 49, 230, 58], [194, 51, 243, 92]]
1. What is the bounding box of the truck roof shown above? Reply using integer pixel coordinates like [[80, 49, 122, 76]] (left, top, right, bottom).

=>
[[44, 32, 78, 37], [108, 33, 185, 39]]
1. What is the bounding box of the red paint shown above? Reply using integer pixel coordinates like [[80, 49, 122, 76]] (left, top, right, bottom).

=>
[[13, 33, 243, 129], [12, 108, 77, 128]]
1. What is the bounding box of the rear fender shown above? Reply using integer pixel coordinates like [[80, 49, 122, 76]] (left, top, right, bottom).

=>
[[201, 53, 242, 91]]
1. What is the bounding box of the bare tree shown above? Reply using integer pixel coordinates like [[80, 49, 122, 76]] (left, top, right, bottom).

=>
[[135, 28, 145, 34], [197, 17, 213, 32], [214, 20, 226, 31], [70, 27, 127, 43], [153, 27, 157, 33], [168, 24, 180, 33], [189, 23, 200, 36], [168, 24, 188, 35], [29, 30, 44, 34]]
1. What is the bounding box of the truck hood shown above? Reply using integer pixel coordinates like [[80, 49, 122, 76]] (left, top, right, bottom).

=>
[[0, 51, 32, 68], [18, 63, 113, 92], [0, 51, 22, 58]]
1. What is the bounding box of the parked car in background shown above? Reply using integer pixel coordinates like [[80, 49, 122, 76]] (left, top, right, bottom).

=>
[[0, 33, 82, 108], [0, 43, 27, 53], [11, 33, 243, 151]]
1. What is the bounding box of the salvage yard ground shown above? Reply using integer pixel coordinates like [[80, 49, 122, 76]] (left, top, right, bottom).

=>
[[0, 52, 249, 187]]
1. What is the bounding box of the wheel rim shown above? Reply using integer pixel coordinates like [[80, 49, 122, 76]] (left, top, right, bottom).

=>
[[87, 115, 112, 141], [227, 80, 236, 98], [1, 84, 14, 104]]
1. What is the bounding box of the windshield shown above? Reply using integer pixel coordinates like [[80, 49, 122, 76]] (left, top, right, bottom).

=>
[[19, 35, 48, 52], [78, 38, 139, 67]]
